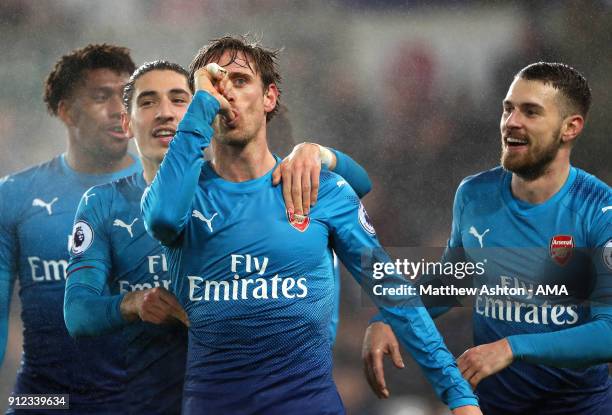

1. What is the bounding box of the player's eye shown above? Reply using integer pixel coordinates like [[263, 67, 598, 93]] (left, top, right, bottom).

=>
[[139, 100, 154, 107], [92, 93, 109, 102], [234, 77, 247, 87]]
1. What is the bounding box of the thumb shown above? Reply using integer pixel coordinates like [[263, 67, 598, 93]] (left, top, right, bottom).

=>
[[272, 165, 281, 186]]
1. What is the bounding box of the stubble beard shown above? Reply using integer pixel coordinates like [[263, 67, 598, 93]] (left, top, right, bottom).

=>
[[501, 127, 562, 181]]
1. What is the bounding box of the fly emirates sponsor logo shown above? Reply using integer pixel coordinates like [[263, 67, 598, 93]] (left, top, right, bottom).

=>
[[188, 254, 308, 302], [476, 275, 578, 326], [119, 254, 172, 293]]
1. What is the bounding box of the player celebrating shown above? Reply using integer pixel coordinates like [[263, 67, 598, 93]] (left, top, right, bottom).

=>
[[363, 62, 612, 414], [63, 59, 373, 413], [142, 36, 480, 415], [0, 45, 139, 412]]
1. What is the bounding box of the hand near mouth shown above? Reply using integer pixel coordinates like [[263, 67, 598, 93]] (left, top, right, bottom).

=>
[[193, 64, 236, 121]]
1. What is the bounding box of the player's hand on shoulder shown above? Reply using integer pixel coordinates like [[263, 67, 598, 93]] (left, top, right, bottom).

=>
[[273, 142, 338, 216], [457, 338, 513, 388], [193, 63, 234, 121], [362, 321, 404, 399], [121, 287, 190, 327], [451, 405, 483, 415]]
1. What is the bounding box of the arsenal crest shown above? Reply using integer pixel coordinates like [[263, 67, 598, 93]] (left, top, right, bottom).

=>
[[549, 235, 574, 266], [287, 210, 310, 232]]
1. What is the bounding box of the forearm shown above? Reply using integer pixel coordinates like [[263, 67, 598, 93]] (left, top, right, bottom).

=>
[[64, 270, 126, 337], [329, 149, 372, 198], [508, 310, 612, 368], [142, 91, 219, 245]]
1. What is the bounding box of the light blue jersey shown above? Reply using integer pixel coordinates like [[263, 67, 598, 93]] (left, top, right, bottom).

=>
[[450, 166, 612, 414], [0, 155, 140, 413], [142, 91, 477, 414], [64, 172, 186, 414]]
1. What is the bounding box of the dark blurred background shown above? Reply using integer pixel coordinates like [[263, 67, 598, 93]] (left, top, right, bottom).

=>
[[0, 1, 610, 414]]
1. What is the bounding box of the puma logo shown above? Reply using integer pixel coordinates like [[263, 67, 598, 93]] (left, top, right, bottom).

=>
[[468, 226, 490, 248], [113, 218, 138, 238]]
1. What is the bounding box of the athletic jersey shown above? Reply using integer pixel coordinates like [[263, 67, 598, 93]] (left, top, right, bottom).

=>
[[142, 90, 477, 414], [450, 166, 612, 414], [65, 172, 186, 414], [0, 154, 141, 413]]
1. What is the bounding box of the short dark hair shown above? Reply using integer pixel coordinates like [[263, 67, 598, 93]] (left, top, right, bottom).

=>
[[123, 60, 190, 112], [516, 62, 591, 118], [189, 35, 282, 121], [44, 43, 135, 116]]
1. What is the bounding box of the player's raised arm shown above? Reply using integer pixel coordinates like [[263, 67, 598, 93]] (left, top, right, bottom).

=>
[[272, 142, 372, 215], [319, 171, 479, 412], [141, 66, 222, 245]]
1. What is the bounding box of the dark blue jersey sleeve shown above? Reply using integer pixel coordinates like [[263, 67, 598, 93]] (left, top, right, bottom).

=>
[[64, 187, 125, 337], [318, 172, 477, 409], [142, 91, 219, 245], [330, 149, 371, 198]]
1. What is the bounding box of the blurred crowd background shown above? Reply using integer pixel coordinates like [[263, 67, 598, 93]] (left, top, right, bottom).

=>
[[0, 1, 610, 414]]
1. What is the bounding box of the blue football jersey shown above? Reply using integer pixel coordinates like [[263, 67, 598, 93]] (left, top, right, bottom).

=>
[[142, 90, 477, 414], [450, 166, 612, 414], [0, 155, 140, 413], [66, 172, 186, 414]]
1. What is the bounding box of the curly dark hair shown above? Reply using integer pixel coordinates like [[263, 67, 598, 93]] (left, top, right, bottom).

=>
[[189, 35, 282, 121], [123, 60, 190, 113], [517, 62, 591, 118], [44, 43, 135, 116]]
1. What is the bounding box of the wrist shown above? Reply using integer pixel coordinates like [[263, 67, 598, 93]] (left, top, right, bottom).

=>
[[119, 291, 140, 322]]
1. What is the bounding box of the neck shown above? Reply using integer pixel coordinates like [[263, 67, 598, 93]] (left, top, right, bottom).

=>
[[210, 135, 276, 182], [510, 152, 571, 204], [66, 137, 133, 175], [142, 158, 161, 185]]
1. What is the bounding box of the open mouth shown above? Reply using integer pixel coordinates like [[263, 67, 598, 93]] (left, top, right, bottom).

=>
[[107, 125, 127, 139], [152, 127, 176, 145], [505, 136, 529, 148]]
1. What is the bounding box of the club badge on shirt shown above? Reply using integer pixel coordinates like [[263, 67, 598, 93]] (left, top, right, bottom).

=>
[[286, 210, 310, 232], [550, 235, 574, 266]]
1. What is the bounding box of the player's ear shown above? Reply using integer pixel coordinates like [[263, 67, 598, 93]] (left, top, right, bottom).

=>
[[121, 111, 135, 139], [560, 114, 584, 145], [263, 84, 278, 115], [57, 100, 76, 127]]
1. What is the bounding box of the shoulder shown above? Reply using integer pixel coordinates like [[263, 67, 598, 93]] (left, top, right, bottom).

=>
[[315, 170, 361, 210], [566, 168, 612, 244], [457, 166, 505, 196], [0, 157, 61, 192]]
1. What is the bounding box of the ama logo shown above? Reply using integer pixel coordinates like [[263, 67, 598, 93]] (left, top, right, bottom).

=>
[[549, 235, 574, 266]]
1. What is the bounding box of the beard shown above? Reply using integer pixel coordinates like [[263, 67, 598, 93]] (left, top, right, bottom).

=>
[[501, 127, 562, 181]]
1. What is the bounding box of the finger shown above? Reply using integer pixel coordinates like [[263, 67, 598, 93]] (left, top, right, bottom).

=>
[[310, 165, 320, 206], [364, 353, 386, 399], [157, 289, 187, 316], [371, 350, 389, 398], [272, 164, 281, 186], [281, 168, 294, 213], [390, 343, 405, 369], [461, 365, 477, 385], [140, 304, 167, 325], [469, 372, 484, 389], [291, 168, 303, 215], [301, 171, 311, 215]]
